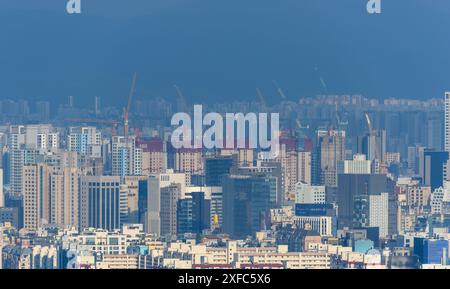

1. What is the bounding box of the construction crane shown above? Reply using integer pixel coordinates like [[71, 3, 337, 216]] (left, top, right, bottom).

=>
[[272, 80, 287, 99], [65, 118, 119, 137], [364, 112, 381, 161], [364, 112, 373, 134], [256, 88, 268, 112], [314, 66, 328, 94], [123, 73, 137, 140], [296, 119, 309, 129], [174, 84, 187, 112]]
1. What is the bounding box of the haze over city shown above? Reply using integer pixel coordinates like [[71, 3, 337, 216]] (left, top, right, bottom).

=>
[[1, 0, 450, 105], [1, 0, 450, 276]]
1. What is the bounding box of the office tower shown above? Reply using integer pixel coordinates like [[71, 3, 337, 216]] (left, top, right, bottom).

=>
[[160, 183, 181, 237], [173, 147, 203, 186], [67, 126, 102, 157], [146, 170, 186, 236], [298, 151, 311, 185], [419, 150, 449, 190], [120, 176, 147, 224], [237, 163, 280, 207], [49, 167, 80, 228], [316, 130, 346, 187], [79, 176, 122, 231], [138, 179, 148, 224], [357, 130, 386, 162], [293, 216, 334, 236], [338, 154, 371, 175], [177, 191, 211, 235], [111, 136, 142, 177], [337, 174, 394, 232], [415, 239, 449, 265], [295, 182, 326, 204], [222, 174, 272, 239], [369, 193, 389, 238], [138, 138, 167, 175], [23, 163, 54, 230], [2, 148, 10, 185], [184, 186, 223, 230], [205, 156, 234, 186]]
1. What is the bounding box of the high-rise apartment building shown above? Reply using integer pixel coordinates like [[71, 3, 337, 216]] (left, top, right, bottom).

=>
[[445, 92, 450, 152], [9, 125, 58, 195], [173, 148, 203, 186], [67, 126, 102, 158], [139, 138, 167, 175], [298, 151, 311, 185], [49, 167, 80, 228], [275, 138, 299, 202], [111, 136, 142, 177], [23, 163, 54, 230], [316, 130, 346, 187], [369, 193, 389, 238]]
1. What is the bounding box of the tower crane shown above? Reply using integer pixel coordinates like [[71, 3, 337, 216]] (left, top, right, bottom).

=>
[[65, 118, 119, 137], [123, 73, 137, 140], [272, 80, 287, 99], [364, 112, 381, 161], [256, 88, 268, 112], [174, 84, 187, 112]]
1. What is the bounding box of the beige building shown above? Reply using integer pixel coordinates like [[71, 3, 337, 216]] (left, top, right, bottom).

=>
[[139, 139, 167, 175], [298, 151, 311, 185], [49, 167, 80, 228], [317, 130, 345, 187], [174, 148, 203, 186], [23, 164, 54, 230]]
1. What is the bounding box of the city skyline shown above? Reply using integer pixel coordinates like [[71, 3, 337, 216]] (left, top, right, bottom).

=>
[[3, 0, 450, 276]]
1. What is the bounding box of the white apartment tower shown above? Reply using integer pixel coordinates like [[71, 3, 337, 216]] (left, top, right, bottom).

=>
[[67, 126, 102, 157], [445, 92, 450, 152], [111, 136, 142, 177], [445, 92, 450, 181]]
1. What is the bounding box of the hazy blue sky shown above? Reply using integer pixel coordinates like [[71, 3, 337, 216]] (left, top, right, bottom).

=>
[[0, 0, 450, 106]]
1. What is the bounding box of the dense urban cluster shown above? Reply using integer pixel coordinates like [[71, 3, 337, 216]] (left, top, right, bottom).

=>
[[0, 92, 449, 269]]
